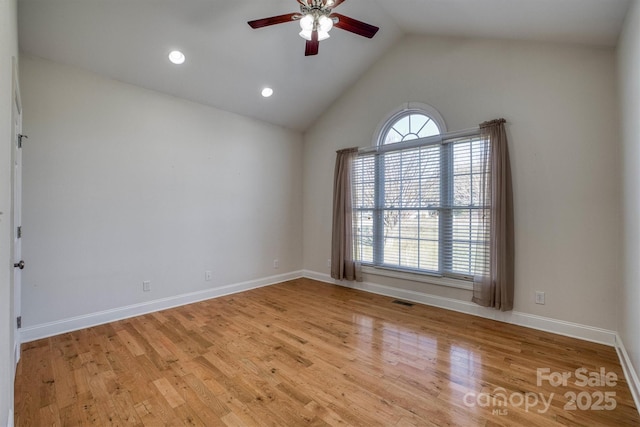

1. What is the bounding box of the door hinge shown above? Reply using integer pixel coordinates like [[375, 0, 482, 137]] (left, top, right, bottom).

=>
[[17, 134, 28, 149], [17, 226, 21, 239], [16, 316, 21, 329]]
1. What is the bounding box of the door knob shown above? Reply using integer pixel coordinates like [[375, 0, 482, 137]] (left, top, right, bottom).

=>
[[13, 260, 24, 269]]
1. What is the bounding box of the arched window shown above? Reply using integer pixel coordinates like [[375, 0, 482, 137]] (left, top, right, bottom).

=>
[[353, 103, 489, 283], [381, 114, 440, 144], [373, 102, 447, 146]]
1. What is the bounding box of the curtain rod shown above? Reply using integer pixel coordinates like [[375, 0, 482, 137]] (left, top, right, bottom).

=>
[[359, 126, 481, 155]]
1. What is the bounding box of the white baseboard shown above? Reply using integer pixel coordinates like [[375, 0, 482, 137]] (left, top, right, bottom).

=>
[[7, 409, 13, 427], [615, 334, 640, 412], [302, 270, 617, 346], [20, 271, 304, 343]]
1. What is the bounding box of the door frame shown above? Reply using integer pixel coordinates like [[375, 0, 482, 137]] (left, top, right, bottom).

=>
[[11, 56, 22, 370]]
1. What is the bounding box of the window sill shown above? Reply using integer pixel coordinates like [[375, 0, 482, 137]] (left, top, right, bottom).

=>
[[361, 266, 474, 291]]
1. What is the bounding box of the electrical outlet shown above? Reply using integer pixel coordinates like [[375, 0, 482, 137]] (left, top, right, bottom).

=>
[[535, 291, 545, 305], [205, 271, 212, 281], [273, 259, 279, 269], [143, 281, 151, 292]]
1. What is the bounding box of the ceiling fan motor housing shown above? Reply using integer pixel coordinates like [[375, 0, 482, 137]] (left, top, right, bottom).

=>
[[299, 1, 335, 22]]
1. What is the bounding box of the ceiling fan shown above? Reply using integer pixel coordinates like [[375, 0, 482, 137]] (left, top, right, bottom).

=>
[[248, 0, 379, 56]]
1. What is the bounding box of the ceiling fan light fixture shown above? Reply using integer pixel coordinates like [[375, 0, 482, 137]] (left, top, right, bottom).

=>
[[300, 14, 315, 31], [317, 30, 330, 41], [318, 15, 333, 32], [299, 29, 313, 41]]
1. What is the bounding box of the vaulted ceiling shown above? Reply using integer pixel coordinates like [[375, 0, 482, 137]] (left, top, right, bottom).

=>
[[18, 0, 630, 131]]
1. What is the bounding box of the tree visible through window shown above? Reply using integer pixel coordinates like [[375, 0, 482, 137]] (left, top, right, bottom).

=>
[[353, 109, 490, 279]]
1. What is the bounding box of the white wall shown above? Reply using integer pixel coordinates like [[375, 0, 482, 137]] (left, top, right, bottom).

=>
[[303, 35, 620, 330], [20, 55, 303, 327], [619, 0, 640, 389], [0, 0, 18, 424]]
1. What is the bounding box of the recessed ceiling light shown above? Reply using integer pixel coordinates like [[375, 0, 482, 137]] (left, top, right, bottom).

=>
[[261, 87, 274, 98], [168, 50, 185, 65]]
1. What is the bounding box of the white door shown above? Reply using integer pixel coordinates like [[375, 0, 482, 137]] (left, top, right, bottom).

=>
[[11, 63, 23, 367]]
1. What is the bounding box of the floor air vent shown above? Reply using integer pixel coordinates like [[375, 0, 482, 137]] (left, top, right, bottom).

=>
[[392, 299, 414, 307]]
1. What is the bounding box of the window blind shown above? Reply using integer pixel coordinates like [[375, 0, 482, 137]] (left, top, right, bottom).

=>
[[353, 132, 491, 279]]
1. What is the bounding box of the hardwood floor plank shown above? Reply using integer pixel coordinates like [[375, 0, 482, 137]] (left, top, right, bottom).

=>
[[110, 390, 143, 426], [179, 373, 231, 424], [15, 278, 640, 426], [37, 403, 62, 427], [51, 356, 77, 409], [58, 399, 86, 426], [152, 377, 186, 408], [116, 329, 146, 357], [220, 411, 248, 427]]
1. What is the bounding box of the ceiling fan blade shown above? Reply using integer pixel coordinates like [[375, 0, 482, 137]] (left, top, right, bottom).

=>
[[305, 31, 319, 56], [327, 0, 346, 8], [248, 13, 299, 29], [331, 13, 379, 38]]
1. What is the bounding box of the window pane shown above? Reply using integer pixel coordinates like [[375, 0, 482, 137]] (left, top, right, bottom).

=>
[[421, 146, 441, 178], [355, 181, 375, 209], [400, 238, 419, 268], [410, 114, 428, 134], [393, 116, 411, 137], [384, 178, 401, 208], [401, 149, 421, 179], [383, 237, 400, 265], [472, 139, 488, 173], [471, 173, 487, 207], [419, 209, 439, 272], [353, 156, 375, 209], [453, 210, 471, 242], [385, 128, 403, 145], [400, 150, 421, 208], [402, 179, 421, 208], [383, 149, 428, 209], [448, 207, 489, 276], [383, 210, 401, 240], [451, 241, 472, 274], [419, 211, 439, 240], [419, 240, 439, 272], [398, 211, 419, 268], [418, 119, 440, 138], [354, 209, 374, 264], [420, 146, 441, 207], [453, 142, 472, 175], [420, 183, 440, 207], [454, 174, 471, 206]]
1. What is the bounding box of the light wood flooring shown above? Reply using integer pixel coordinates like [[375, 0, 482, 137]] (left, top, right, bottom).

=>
[[14, 278, 640, 426]]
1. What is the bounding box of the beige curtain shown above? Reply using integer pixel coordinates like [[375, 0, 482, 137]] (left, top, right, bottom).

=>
[[472, 119, 514, 311], [331, 148, 362, 282]]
